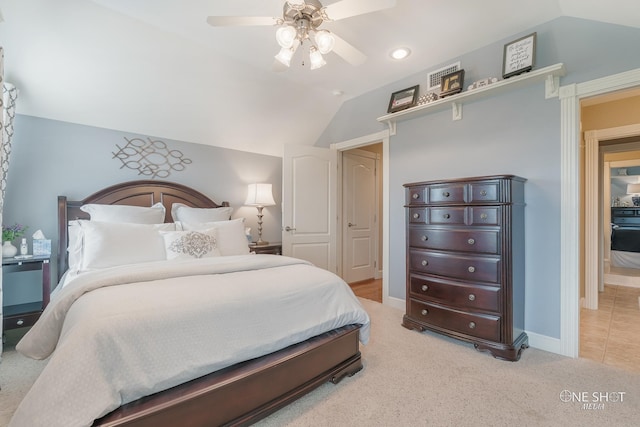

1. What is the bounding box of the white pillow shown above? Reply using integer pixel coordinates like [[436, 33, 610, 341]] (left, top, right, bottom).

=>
[[160, 229, 220, 260], [180, 218, 250, 256], [171, 203, 233, 223], [80, 202, 165, 224], [67, 220, 84, 271], [79, 221, 175, 270]]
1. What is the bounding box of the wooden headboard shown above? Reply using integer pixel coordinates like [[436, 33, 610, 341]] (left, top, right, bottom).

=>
[[57, 180, 229, 281]]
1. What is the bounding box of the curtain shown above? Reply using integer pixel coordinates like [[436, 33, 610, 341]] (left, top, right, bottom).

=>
[[0, 46, 5, 357], [0, 47, 18, 357]]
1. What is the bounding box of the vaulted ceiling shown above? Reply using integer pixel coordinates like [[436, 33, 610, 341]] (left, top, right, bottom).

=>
[[1, 0, 638, 156]]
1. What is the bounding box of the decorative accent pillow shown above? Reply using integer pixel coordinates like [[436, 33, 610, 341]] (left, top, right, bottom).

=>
[[170, 203, 233, 223], [161, 229, 220, 260], [79, 221, 175, 270], [179, 218, 250, 256], [80, 202, 166, 224]]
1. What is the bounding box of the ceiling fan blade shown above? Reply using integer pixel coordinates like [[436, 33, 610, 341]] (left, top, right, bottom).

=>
[[323, 0, 396, 21], [331, 33, 367, 66], [206, 16, 278, 27]]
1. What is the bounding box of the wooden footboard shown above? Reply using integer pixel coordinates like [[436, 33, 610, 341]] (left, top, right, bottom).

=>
[[93, 324, 362, 427]]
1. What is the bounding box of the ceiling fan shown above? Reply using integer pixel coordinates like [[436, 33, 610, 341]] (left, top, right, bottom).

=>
[[206, 0, 397, 70]]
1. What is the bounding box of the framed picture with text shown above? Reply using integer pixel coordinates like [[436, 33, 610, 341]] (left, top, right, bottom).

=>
[[502, 32, 536, 79], [439, 69, 465, 98], [387, 85, 419, 113]]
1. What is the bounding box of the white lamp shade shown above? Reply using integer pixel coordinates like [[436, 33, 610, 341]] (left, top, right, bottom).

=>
[[276, 25, 297, 48], [245, 183, 276, 206], [314, 30, 335, 54], [309, 46, 326, 70], [627, 183, 640, 194]]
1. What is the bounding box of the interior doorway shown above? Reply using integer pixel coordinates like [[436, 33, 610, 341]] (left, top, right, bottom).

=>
[[580, 88, 640, 373], [341, 144, 382, 301]]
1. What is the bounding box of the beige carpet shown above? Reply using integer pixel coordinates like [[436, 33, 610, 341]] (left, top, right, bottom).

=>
[[2, 298, 640, 427]]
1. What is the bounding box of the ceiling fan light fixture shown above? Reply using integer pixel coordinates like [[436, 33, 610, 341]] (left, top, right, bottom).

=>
[[286, 0, 306, 11], [275, 45, 295, 67], [314, 30, 335, 54], [276, 25, 298, 48], [309, 46, 326, 70]]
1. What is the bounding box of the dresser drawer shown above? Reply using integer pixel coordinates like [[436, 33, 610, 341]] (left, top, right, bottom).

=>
[[428, 183, 465, 204], [468, 181, 500, 203], [407, 186, 427, 205], [409, 227, 500, 254], [468, 206, 501, 226], [428, 207, 466, 225], [3, 312, 40, 330], [409, 274, 501, 312], [613, 217, 640, 226], [409, 207, 427, 224], [409, 249, 501, 284], [408, 299, 501, 342]]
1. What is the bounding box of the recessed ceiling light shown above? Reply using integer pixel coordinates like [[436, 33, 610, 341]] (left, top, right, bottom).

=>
[[390, 47, 411, 60]]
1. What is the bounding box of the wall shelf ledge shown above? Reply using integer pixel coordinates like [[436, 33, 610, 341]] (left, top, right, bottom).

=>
[[377, 63, 566, 133]]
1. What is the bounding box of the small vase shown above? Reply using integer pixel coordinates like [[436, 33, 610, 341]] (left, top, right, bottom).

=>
[[2, 240, 18, 258]]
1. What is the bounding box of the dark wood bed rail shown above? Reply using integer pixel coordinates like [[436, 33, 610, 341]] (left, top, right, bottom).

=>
[[57, 180, 229, 282]]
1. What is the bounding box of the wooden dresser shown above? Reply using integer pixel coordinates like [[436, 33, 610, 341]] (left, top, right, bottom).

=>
[[403, 175, 528, 361]]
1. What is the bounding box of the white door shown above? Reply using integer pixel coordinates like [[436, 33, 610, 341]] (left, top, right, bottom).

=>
[[282, 145, 337, 273], [342, 150, 377, 283]]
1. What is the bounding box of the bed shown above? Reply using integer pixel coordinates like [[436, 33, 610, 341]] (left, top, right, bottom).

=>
[[610, 226, 640, 268], [10, 180, 369, 427]]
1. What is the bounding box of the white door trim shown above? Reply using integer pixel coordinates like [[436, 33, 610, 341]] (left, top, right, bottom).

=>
[[331, 129, 400, 308], [559, 67, 640, 357]]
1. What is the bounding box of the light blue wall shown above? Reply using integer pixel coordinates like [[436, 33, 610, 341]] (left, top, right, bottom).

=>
[[3, 115, 282, 302], [315, 17, 640, 340]]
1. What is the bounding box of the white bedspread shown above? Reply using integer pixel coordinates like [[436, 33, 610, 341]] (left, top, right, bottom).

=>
[[10, 255, 370, 427]]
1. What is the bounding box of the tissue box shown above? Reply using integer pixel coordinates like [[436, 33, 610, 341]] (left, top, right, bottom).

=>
[[33, 239, 52, 256]]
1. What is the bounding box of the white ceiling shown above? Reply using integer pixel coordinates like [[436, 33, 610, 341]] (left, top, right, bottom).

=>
[[0, 0, 639, 156]]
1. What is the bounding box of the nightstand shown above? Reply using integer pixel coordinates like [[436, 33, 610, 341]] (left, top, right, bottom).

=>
[[249, 242, 282, 255], [2, 255, 51, 331]]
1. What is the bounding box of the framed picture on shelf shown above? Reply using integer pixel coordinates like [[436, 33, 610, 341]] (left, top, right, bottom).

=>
[[502, 32, 536, 79], [439, 69, 464, 98], [387, 85, 419, 113]]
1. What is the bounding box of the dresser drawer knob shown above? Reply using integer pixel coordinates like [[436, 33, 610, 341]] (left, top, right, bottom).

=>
[[421, 284, 429, 292], [421, 260, 428, 266], [412, 193, 420, 199], [442, 191, 450, 197], [421, 235, 428, 241], [480, 213, 488, 220], [467, 238, 475, 245], [421, 309, 429, 316], [443, 213, 450, 219], [480, 190, 487, 196], [413, 213, 420, 219], [468, 321, 476, 329], [468, 294, 476, 301], [17, 319, 24, 326], [468, 266, 475, 273]]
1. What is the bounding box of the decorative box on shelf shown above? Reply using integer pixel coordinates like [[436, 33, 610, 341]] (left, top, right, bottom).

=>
[[33, 239, 52, 256]]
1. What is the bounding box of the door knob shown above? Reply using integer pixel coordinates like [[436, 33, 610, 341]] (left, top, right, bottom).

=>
[[348, 222, 357, 227], [284, 226, 296, 232]]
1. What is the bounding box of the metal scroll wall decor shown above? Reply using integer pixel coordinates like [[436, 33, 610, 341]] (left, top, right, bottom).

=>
[[112, 136, 192, 179]]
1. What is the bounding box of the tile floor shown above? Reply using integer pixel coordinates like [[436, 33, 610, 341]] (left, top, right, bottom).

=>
[[580, 284, 640, 373]]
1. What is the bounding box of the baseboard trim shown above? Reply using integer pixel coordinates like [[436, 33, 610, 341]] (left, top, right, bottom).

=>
[[525, 330, 563, 355]]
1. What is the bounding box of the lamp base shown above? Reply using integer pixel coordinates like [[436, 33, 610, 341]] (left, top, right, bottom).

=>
[[254, 240, 270, 246]]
